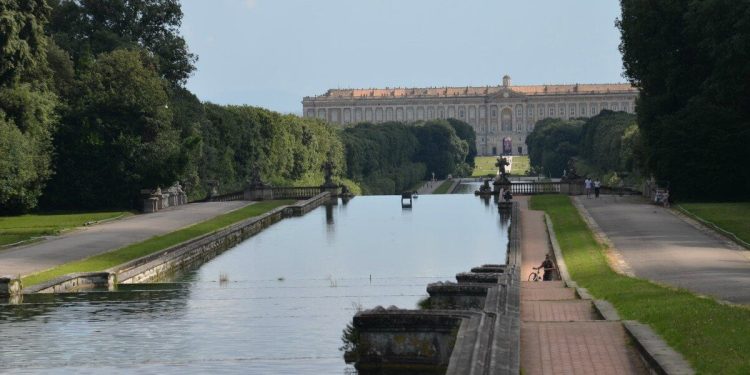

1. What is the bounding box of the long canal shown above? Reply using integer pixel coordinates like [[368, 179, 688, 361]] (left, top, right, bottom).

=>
[[1, 186, 508, 373]]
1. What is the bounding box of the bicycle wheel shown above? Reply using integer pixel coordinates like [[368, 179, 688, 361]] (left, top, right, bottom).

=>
[[528, 272, 538, 282]]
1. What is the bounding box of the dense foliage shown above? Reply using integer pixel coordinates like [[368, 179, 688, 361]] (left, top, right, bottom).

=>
[[526, 118, 584, 178], [0, 0, 58, 213], [341, 120, 473, 195], [526, 111, 640, 180], [618, 0, 750, 200], [0, 0, 476, 211]]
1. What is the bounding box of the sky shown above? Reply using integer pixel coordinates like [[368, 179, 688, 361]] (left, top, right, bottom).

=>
[[181, 0, 625, 114]]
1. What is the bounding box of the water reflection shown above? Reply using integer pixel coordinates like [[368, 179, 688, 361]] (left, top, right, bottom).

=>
[[1, 194, 508, 374]]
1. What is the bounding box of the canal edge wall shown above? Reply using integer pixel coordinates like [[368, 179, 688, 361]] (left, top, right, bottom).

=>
[[11, 193, 333, 295], [348, 202, 521, 374]]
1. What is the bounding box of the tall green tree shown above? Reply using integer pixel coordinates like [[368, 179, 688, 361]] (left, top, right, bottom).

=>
[[0, 0, 58, 213], [618, 0, 750, 199], [526, 118, 583, 178], [43, 49, 179, 209], [47, 0, 195, 85], [446, 118, 477, 168]]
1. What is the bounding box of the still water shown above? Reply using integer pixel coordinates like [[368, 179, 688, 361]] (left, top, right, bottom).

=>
[[1, 189, 508, 374]]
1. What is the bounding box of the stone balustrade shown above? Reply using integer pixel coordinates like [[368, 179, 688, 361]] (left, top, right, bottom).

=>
[[141, 183, 188, 213]]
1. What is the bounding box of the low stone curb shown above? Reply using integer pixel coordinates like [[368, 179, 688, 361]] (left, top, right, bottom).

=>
[[543, 210, 695, 375], [623, 321, 695, 375]]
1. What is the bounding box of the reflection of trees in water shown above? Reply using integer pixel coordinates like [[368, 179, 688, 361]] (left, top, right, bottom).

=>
[[0, 284, 192, 323]]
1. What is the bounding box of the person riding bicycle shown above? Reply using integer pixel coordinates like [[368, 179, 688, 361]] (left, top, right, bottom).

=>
[[533, 254, 556, 281]]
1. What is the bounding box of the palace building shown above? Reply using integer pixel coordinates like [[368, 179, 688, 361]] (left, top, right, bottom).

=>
[[302, 75, 638, 155]]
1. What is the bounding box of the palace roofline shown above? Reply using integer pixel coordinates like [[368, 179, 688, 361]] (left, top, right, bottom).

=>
[[303, 82, 637, 100]]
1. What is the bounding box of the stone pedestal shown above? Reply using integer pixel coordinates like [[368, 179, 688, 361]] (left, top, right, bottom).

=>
[[0, 276, 22, 297], [322, 185, 340, 197]]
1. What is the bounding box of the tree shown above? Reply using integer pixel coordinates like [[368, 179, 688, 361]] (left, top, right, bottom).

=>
[[0, 0, 58, 213], [413, 120, 469, 179], [47, 0, 196, 86], [526, 118, 583, 178], [618, 0, 750, 199], [446, 118, 477, 168], [43, 49, 180, 209]]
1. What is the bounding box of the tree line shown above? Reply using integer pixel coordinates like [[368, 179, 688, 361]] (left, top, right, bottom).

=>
[[0, 0, 476, 213], [526, 110, 641, 184], [341, 119, 474, 195]]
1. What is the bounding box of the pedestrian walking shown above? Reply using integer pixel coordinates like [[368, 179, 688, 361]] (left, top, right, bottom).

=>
[[585, 178, 592, 198], [594, 179, 601, 198]]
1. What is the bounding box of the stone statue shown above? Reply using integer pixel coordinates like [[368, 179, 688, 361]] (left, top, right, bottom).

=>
[[561, 158, 581, 181], [248, 167, 266, 188], [495, 157, 510, 177], [322, 159, 335, 187]]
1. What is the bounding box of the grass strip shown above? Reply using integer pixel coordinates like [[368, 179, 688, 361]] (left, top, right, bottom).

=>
[[471, 156, 498, 177], [677, 202, 750, 247], [530, 195, 750, 375], [22, 200, 292, 287], [0, 211, 129, 247], [432, 180, 454, 194], [510, 155, 530, 175]]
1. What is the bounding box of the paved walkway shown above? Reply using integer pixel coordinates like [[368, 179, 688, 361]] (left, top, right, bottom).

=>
[[518, 197, 648, 374], [0, 201, 250, 277], [577, 195, 750, 304]]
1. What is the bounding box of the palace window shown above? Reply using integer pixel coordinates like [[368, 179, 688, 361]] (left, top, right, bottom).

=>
[[590, 105, 597, 115], [460, 109, 465, 117], [538, 106, 544, 116], [569, 105, 575, 116], [549, 107, 555, 116]]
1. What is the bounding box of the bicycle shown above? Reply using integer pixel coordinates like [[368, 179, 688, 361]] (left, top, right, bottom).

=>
[[528, 268, 542, 281]]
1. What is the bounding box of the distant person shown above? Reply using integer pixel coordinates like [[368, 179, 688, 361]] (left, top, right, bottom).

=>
[[594, 179, 601, 198], [585, 178, 592, 198], [534, 254, 556, 281], [662, 189, 670, 208]]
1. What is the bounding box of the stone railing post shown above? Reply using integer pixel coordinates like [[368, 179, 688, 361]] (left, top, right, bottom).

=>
[[0, 275, 22, 298]]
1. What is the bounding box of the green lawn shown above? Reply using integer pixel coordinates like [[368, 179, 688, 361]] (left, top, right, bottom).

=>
[[471, 156, 498, 177], [22, 200, 292, 287], [510, 155, 530, 175], [0, 211, 129, 247], [677, 202, 750, 247], [432, 180, 454, 194], [530, 195, 750, 374]]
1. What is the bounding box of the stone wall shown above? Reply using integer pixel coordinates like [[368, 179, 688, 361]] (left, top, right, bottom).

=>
[[346, 202, 522, 374], [15, 193, 333, 295]]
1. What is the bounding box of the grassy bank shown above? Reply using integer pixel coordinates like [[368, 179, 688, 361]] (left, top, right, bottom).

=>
[[432, 180, 454, 194], [471, 156, 497, 177], [0, 211, 130, 247], [530, 195, 750, 374], [22, 200, 292, 287], [678, 202, 750, 247], [510, 155, 530, 175]]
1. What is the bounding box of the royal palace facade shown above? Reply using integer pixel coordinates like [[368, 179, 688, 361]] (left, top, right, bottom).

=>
[[302, 75, 638, 156]]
